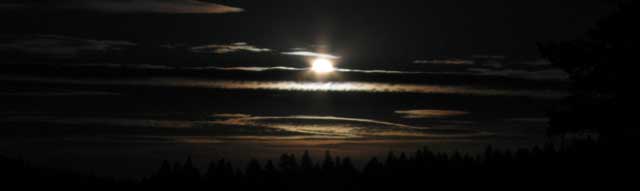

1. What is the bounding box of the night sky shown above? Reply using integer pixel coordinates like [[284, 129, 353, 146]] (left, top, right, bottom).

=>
[[0, 0, 617, 177], [1, 0, 612, 59]]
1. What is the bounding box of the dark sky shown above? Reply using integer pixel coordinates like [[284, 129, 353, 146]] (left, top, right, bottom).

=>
[[2, 1, 611, 176], [1, 0, 613, 60]]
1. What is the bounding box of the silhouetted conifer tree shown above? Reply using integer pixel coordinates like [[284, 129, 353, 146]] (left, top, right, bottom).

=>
[[205, 161, 216, 181], [539, 1, 630, 139], [156, 160, 171, 179], [322, 151, 335, 171], [301, 150, 313, 172], [182, 156, 200, 180]]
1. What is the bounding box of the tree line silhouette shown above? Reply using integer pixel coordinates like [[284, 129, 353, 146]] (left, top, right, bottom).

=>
[[2, 139, 624, 189]]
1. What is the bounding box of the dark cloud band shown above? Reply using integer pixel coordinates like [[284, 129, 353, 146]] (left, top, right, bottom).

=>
[[0, 0, 243, 14]]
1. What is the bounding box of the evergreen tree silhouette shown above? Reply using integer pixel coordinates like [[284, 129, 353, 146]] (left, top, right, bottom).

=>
[[246, 158, 263, 177], [246, 158, 263, 186], [264, 160, 277, 174], [278, 154, 299, 174], [205, 161, 216, 182], [182, 156, 200, 180], [155, 160, 172, 179], [301, 150, 314, 172], [539, 1, 630, 139], [363, 157, 383, 176], [322, 151, 335, 171]]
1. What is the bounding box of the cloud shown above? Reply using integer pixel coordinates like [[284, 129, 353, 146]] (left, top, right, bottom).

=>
[[467, 68, 569, 81], [480, 60, 504, 69], [395, 110, 469, 119], [0, 91, 121, 97], [0, 0, 243, 14], [0, 76, 569, 99], [0, 34, 136, 57], [193, 66, 304, 72], [472, 55, 506, 60], [413, 59, 474, 65], [191, 42, 271, 54], [0, 113, 489, 141], [210, 114, 486, 139], [518, 59, 553, 66], [336, 68, 424, 74], [0, 3, 25, 9], [281, 51, 340, 59], [505, 118, 550, 123]]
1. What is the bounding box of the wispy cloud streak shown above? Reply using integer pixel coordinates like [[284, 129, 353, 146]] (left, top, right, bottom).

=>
[[211, 114, 488, 138], [395, 110, 469, 119], [0, 76, 568, 99], [191, 42, 270, 54], [0, 34, 135, 57], [281, 51, 340, 59]]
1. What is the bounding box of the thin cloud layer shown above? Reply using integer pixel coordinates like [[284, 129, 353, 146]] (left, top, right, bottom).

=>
[[210, 114, 486, 139], [518, 59, 553, 66], [0, 3, 25, 9], [0, 76, 569, 99], [281, 51, 340, 59], [467, 68, 569, 81], [472, 55, 506, 60], [191, 42, 271, 54], [0, 91, 121, 97], [0, 0, 243, 14], [395, 110, 469, 119], [0, 34, 136, 58], [413, 59, 474, 65]]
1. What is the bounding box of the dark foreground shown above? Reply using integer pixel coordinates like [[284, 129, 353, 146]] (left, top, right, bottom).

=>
[[1, 139, 630, 189]]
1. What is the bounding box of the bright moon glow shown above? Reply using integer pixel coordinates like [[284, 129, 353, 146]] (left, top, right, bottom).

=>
[[310, 58, 335, 74]]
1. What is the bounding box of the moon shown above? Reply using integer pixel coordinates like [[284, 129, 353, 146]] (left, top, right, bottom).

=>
[[310, 58, 336, 74]]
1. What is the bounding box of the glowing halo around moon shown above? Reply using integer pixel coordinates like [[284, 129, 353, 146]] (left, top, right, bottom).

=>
[[310, 58, 336, 74]]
